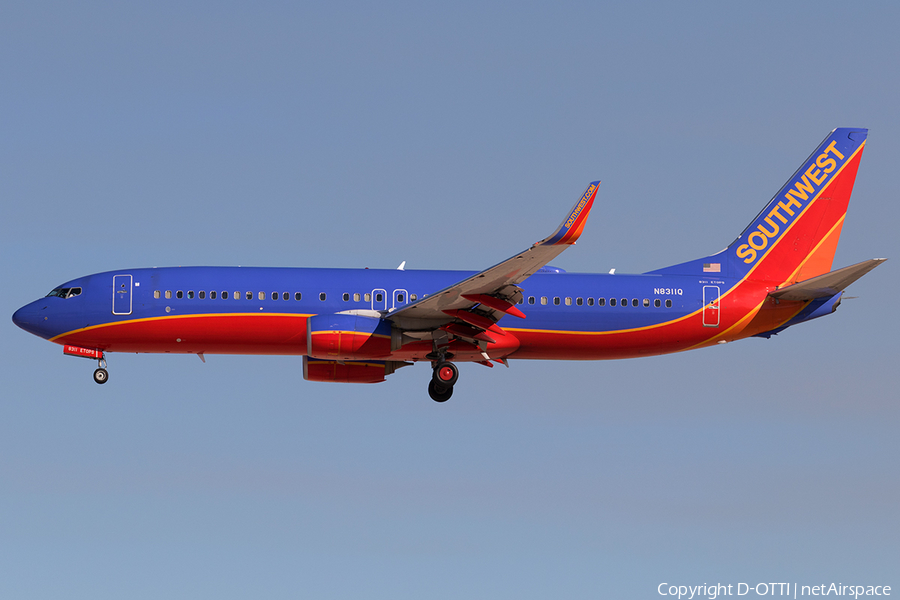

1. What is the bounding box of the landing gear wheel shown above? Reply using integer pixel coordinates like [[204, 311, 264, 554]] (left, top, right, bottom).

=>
[[428, 380, 453, 402], [432, 361, 459, 387], [93, 368, 109, 384]]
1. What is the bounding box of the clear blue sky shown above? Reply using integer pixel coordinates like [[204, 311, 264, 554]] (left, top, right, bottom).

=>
[[2, 2, 898, 598]]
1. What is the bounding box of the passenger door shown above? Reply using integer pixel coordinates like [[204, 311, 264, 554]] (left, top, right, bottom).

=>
[[702, 285, 720, 327], [112, 274, 133, 315]]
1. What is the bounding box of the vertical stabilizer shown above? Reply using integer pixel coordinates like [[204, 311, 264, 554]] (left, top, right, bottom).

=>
[[648, 128, 867, 285]]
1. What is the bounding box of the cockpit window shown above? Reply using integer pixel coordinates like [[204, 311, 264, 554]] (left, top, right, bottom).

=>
[[46, 287, 82, 299]]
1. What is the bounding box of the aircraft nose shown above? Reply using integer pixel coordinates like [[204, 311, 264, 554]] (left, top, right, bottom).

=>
[[12, 303, 34, 329], [12, 300, 53, 338]]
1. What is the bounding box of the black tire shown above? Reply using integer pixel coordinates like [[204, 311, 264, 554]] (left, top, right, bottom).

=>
[[432, 361, 459, 388], [428, 380, 453, 402], [93, 368, 108, 384]]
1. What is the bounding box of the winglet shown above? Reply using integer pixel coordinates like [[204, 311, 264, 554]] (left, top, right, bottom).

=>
[[541, 181, 600, 246]]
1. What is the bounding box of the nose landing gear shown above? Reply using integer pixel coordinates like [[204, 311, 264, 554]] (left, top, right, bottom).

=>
[[428, 361, 458, 402], [93, 358, 109, 384], [63, 345, 109, 385]]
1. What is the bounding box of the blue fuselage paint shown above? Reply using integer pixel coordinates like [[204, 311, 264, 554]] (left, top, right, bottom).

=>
[[14, 266, 716, 343]]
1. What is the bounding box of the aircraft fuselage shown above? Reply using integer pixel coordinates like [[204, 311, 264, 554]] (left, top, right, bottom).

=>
[[13, 265, 803, 361]]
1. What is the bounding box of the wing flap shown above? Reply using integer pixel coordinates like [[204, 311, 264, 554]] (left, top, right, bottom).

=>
[[461, 294, 526, 318]]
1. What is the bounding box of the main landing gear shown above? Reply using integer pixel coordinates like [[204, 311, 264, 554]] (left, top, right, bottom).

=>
[[428, 361, 459, 402]]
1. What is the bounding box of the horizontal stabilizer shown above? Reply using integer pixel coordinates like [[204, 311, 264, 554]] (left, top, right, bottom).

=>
[[769, 258, 886, 301]]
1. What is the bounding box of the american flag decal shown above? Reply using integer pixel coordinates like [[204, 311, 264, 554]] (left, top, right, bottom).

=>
[[703, 263, 721, 273]]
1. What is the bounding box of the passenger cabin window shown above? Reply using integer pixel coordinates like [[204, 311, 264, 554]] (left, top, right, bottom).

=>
[[342, 293, 350, 302], [246, 291, 252, 300], [632, 298, 638, 307], [621, 298, 627, 306], [665, 299, 673, 308], [598, 297, 605, 306], [258, 291, 265, 300], [410, 294, 417, 302], [396, 293, 404, 303], [587, 297, 594, 306], [375, 293, 383, 302], [176, 291, 183, 299], [165, 291, 172, 299], [282, 292, 289, 301], [643, 298, 650, 307], [319, 293, 326, 301], [610, 298, 617, 307], [233, 291, 240, 300], [199, 291, 206, 299], [272, 292, 278, 300], [528, 296, 535, 304], [188, 291, 194, 299], [353, 293, 361, 302], [211, 291, 217, 299], [295, 292, 302, 301], [221, 291, 228, 299], [540, 297, 548, 305], [154, 290, 161, 299], [565, 297, 572, 306], [654, 299, 661, 307], [365, 293, 371, 302], [576, 297, 583, 306]]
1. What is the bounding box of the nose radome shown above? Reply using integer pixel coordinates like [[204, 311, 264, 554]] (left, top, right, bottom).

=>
[[12, 304, 32, 329], [12, 301, 50, 338]]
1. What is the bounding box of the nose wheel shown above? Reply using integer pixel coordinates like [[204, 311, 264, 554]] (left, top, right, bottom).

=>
[[93, 368, 109, 384], [428, 361, 458, 402]]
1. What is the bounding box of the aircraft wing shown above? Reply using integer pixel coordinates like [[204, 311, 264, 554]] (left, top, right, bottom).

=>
[[768, 258, 887, 301], [387, 181, 599, 333]]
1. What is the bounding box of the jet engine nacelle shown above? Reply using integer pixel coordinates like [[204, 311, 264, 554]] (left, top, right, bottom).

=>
[[306, 313, 399, 360], [302, 356, 407, 384]]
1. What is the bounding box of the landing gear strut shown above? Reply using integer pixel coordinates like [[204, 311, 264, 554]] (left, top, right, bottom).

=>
[[428, 361, 458, 402]]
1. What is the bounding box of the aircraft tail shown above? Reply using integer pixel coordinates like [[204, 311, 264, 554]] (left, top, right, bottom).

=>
[[649, 128, 868, 285]]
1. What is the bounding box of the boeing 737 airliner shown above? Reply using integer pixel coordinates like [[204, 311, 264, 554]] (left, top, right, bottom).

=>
[[13, 128, 885, 401]]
